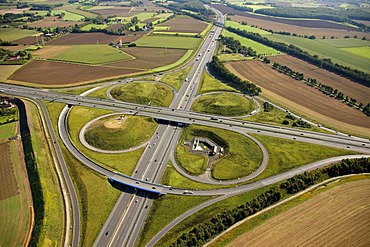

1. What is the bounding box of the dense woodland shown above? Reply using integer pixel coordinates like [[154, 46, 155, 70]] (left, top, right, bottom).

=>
[[170, 157, 370, 247]]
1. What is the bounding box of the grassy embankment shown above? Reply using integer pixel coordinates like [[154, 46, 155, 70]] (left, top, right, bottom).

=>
[[110, 82, 173, 106], [192, 92, 255, 116], [160, 66, 191, 91], [198, 70, 238, 94], [84, 115, 157, 150], [176, 125, 263, 180], [43, 102, 126, 246]]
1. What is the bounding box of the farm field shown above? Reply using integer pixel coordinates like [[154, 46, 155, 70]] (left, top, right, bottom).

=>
[[316, 38, 370, 48], [80, 24, 108, 31], [52, 9, 85, 21], [88, 6, 132, 17], [267, 34, 370, 73], [0, 65, 22, 81], [63, 5, 97, 19], [225, 21, 271, 35], [0, 28, 39, 42], [32, 45, 72, 59], [268, 55, 370, 104], [27, 16, 84, 28], [47, 33, 120, 45], [226, 60, 370, 135], [51, 45, 132, 64], [213, 4, 358, 30], [222, 29, 281, 55], [135, 35, 201, 49], [224, 178, 370, 247], [342, 46, 370, 59], [228, 15, 370, 39], [157, 16, 208, 33]]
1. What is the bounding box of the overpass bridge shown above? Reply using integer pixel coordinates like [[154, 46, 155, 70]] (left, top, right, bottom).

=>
[[109, 174, 168, 195]]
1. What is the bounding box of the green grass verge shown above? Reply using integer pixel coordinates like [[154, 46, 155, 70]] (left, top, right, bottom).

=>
[[154, 26, 170, 31], [85, 115, 157, 150], [137, 191, 215, 247], [135, 35, 201, 49], [191, 92, 255, 116], [80, 23, 108, 31], [0, 27, 39, 41], [341, 46, 370, 59], [51, 45, 133, 65], [154, 184, 276, 247], [160, 66, 191, 91], [225, 21, 271, 35], [110, 82, 173, 106], [26, 100, 64, 246], [248, 134, 359, 182], [217, 53, 252, 62], [211, 175, 370, 246], [43, 101, 125, 246], [198, 70, 238, 94], [176, 125, 263, 180], [222, 29, 281, 56], [265, 34, 370, 72]]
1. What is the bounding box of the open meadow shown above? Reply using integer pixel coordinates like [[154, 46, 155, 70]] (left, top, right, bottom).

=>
[[226, 60, 370, 135], [223, 178, 370, 247]]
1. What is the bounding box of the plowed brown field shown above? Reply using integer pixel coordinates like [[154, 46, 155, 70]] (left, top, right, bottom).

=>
[[269, 55, 370, 104], [225, 179, 370, 247], [9, 60, 141, 85], [0, 142, 19, 200], [47, 33, 120, 45], [226, 60, 370, 133], [90, 7, 131, 18], [157, 17, 208, 33], [28, 17, 83, 28]]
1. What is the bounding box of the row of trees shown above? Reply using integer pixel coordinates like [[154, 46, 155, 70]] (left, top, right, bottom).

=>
[[219, 35, 256, 57], [170, 157, 370, 246], [209, 56, 261, 95], [271, 61, 369, 114], [282, 114, 311, 128], [225, 26, 370, 86]]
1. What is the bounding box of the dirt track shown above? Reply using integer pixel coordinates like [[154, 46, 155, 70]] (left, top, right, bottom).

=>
[[227, 60, 370, 130]]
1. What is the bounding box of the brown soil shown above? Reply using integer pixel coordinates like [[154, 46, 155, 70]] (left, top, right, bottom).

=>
[[27, 16, 83, 28], [47, 33, 121, 45], [226, 179, 370, 247], [90, 7, 132, 18], [269, 55, 370, 104], [0, 142, 19, 200], [157, 17, 208, 33], [32, 45, 72, 59], [103, 116, 126, 129], [226, 60, 370, 130]]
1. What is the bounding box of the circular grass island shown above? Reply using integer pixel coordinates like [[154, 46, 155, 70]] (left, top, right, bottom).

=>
[[176, 125, 263, 180], [84, 115, 157, 150], [191, 92, 255, 116], [110, 82, 173, 106]]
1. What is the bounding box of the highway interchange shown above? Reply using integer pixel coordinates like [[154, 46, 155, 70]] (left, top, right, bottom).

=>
[[1, 5, 370, 247]]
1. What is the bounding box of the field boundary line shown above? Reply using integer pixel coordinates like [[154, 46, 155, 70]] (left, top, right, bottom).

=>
[[23, 206, 34, 247], [205, 173, 370, 247]]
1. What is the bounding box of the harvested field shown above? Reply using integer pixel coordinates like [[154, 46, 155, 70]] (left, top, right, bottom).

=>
[[27, 16, 83, 28], [269, 55, 370, 104], [213, 4, 358, 31], [108, 47, 187, 69], [229, 15, 370, 40], [225, 179, 370, 247], [226, 60, 370, 133], [0, 7, 28, 15], [32, 45, 72, 59], [13, 36, 42, 46], [9, 60, 141, 85], [0, 65, 22, 81], [0, 45, 25, 51], [89, 6, 131, 18], [0, 142, 19, 200], [47, 33, 120, 45], [157, 17, 208, 33]]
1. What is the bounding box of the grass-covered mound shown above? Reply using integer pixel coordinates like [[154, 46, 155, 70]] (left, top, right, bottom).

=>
[[110, 82, 173, 106], [84, 115, 157, 150], [191, 92, 255, 116], [176, 125, 262, 179]]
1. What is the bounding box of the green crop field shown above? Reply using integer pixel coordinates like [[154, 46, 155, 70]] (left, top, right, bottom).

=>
[[225, 21, 271, 35], [0, 27, 39, 41], [51, 10, 85, 21], [52, 45, 132, 64], [191, 92, 255, 116], [316, 38, 370, 48], [134, 12, 157, 21], [222, 29, 281, 55], [84, 115, 157, 150], [135, 35, 200, 49], [342, 46, 370, 59], [110, 82, 173, 106], [154, 26, 170, 31], [80, 23, 108, 31], [266, 34, 370, 72]]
